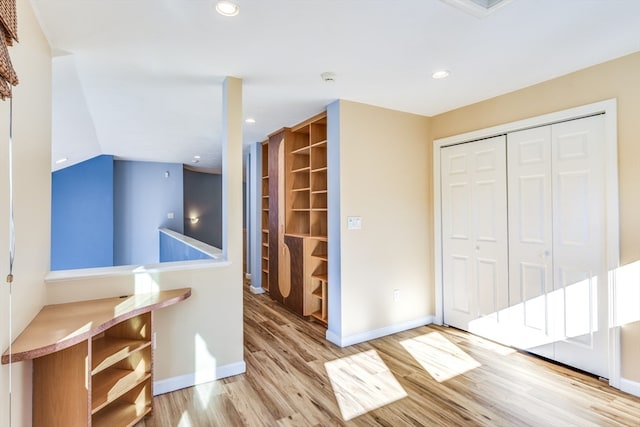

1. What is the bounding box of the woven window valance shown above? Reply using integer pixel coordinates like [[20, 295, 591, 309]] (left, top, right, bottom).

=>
[[0, 0, 18, 99]]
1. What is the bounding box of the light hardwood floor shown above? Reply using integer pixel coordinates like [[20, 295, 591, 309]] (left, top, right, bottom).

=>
[[138, 286, 640, 426]]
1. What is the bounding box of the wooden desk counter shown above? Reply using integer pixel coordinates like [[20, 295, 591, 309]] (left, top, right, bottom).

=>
[[2, 287, 191, 427]]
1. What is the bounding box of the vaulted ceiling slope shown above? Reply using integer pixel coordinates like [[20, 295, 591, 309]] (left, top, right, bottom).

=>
[[34, 0, 640, 171]]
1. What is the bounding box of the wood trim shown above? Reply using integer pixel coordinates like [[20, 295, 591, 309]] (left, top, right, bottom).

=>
[[290, 111, 327, 132], [268, 126, 290, 139], [2, 288, 191, 364]]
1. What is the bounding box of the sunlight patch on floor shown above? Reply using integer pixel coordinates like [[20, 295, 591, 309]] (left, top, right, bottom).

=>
[[400, 332, 481, 382], [324, 350, 407, 421], [177, 410, 193, 426]]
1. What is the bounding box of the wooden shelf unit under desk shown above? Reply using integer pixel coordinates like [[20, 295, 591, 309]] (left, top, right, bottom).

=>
[[1, 287, 191, 427]]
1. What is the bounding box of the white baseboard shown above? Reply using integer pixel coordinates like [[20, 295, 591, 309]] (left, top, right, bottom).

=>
[[153, 361, 246, 395], [620, 377, 640, 397], [249, 286, 266, 295], [326, 315, 434, 348]]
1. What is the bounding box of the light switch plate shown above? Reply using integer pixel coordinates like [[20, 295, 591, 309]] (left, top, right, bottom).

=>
[[347, 216, 362, 230], [167, 212, 174, 219]]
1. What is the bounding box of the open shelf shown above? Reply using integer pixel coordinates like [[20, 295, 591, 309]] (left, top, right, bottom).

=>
[[311, 310, 327, 323], [89, 312, 153, 425], [92, 382, 152, 427], [261, 140, 270, 292], [311, 240, 327, 259], [91, 337, 150, 375], [92, 368, 151, 413], [292, 145, 311, 155]]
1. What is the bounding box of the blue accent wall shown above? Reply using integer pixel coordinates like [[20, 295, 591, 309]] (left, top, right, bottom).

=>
[[326, 100, 342, 338], [51, 155, 114, 270], [159, 232, 212, 262], [114, 160, 184, 266]]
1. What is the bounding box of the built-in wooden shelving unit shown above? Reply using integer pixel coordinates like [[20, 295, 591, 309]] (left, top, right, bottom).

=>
[[261, 112, 328, 325], [261, 140, 270, 292], [2, 288, 191, 427], [288, 114, 328, 325]]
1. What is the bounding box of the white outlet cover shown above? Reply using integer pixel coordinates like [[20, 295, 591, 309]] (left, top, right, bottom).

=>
[[167, 212, 174, 219]]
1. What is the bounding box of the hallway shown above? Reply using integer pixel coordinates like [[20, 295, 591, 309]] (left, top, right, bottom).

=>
[[139, 285, 640, 426]]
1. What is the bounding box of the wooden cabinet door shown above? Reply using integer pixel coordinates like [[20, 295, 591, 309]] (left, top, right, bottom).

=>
[[283, 235, 304, 315]]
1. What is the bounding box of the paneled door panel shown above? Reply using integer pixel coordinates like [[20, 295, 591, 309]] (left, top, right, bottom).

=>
[[442, 145, 474, 328], [451, 255, 471, 315], [442, 136, 508, 334], [551, 115, 607, 378], [476, 258, 499, 317], [507, 126, 554, 357], [507, 115, 607, 377]]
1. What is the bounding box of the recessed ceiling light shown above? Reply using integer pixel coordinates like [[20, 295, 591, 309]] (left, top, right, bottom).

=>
[[216, 1, 239, 16], [432, 70, 450, 79], [55, 157, 68, 164], [245, 118, 256, 124], [194, 155, 201, 159]]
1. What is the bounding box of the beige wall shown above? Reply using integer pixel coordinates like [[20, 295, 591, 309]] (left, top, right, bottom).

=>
[[46, 263, 244, 382], [430, 52, 640, 382], [0, 0, 52, 424], [336, 100, 433, 339]]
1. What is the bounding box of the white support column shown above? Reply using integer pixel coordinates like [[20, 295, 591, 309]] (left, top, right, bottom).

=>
[[222, 77, 243, 272]]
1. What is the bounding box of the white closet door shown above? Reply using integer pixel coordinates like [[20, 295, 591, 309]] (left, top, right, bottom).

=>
[[442, 136, 509, 333], [506, 126, 554, 358], [551, 115, 607, 378], [507, 115, 607, 378]]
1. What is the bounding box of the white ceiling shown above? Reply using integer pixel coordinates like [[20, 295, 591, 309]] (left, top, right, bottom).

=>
[[34, 0, 640, 171]]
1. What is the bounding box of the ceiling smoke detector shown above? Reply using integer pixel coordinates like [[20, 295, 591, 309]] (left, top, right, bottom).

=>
[[440, 0, 513, 18], [321, 72, 336, 82]]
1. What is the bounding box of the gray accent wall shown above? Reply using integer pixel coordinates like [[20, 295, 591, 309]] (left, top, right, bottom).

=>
[[183, 168, 223, 249]]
